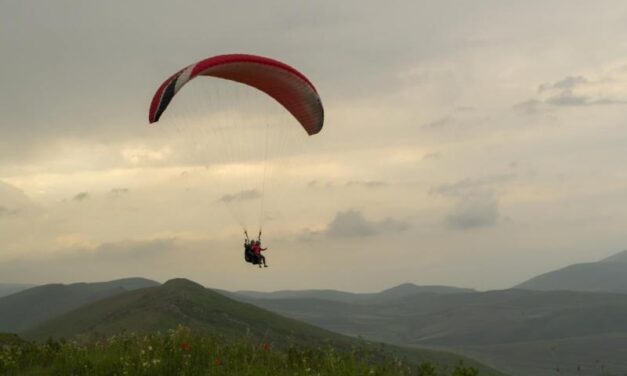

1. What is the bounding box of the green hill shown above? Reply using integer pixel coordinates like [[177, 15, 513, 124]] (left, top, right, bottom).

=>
[[23, 278, 506, 375], [516, 250, 627, 294], [0, 277, 159, 333], [0, 283, 36, 298], [24, 279, 343, 344]]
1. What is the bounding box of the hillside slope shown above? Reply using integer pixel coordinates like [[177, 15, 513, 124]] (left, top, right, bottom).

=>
[[24, 279, 342, 344], [0, 283, 36, 298], [516, 250, 627, 293], [0, 277, 159, 333], [238, 288, 627, 375], [239, 289, 627, 346]]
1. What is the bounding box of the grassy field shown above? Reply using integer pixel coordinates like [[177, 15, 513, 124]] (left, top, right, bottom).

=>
[[1, 326, 482, 376]]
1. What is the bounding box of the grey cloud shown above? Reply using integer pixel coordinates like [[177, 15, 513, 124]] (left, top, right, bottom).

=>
[[542, 93, 626, 108], [218, 189, 261, 203], [513, 99, 546, 114], [539, 75, 587, 92], [546, 91, 588, 106], [73, 192, 89, 202], [378, 217, 411, 232], [430, 174, 514, 197], [110, 188, 129, 195], [445, 192, 500, 230], [306, 180, 335, 190], [432, 176, 506, 230], [326, 210, 377, 237], [518, 74, 627, 113], [346, 180, 388, 188], [423, 152, 441, 160], [325, 209, 410, 238], [592, 98, 627, 105], [422, 116, 455, 129]]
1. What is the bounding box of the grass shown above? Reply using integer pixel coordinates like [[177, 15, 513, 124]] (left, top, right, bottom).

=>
[[1, 326, 482, 376]]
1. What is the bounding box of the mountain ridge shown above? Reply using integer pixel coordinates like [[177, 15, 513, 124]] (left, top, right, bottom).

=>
[[516, 249, 627, 293], [233, 283, 474, 303], [0, 277, 160, 333]]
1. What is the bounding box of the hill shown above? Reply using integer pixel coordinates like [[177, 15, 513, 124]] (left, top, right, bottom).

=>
[[237, 288, 627, 375], [602, 249, 627, 263], [237, 289, 627, 345], [233, 283, 474, 304], [516, 249, 627, 293], [24, 279, 342, 343], [23, 278, 506, 375], [0, 283, 36, 298], [0, 277, 159, 333]]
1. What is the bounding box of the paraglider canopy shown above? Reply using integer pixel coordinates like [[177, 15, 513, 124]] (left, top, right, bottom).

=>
[[147, 53, 325, 239], [149, 54, 324, 135]]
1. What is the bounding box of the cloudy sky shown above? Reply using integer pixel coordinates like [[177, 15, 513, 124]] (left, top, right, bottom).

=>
[[1, 1, 627, 292]]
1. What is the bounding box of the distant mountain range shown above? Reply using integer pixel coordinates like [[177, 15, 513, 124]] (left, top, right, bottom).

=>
[[0, 283, 36, 298], [0, 277, 159, 333], [225, 249, 627, 376], [516, 250, 627, 293], [232, 283, 474, 303], [234, 288, 627, 345]]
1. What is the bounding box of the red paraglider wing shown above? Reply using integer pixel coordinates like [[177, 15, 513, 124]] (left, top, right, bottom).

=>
[[149, 54, 324, 135]]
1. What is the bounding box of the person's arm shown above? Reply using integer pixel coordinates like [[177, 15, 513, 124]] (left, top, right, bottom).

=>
[[261, 247, 267, 251]]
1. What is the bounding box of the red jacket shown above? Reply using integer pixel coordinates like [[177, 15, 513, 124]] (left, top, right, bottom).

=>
[[251, 244, 266, 255]]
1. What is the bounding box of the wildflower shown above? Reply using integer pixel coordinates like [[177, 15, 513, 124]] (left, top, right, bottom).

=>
[[261, 343, 270, 352], [213, 358, 221, 366], [180, 341, 192, 352]]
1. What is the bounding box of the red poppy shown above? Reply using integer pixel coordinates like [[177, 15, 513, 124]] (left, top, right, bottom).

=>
[[213, 358, 221, 366], [180, 341, 192, 352], [261, 343, 270, 352]]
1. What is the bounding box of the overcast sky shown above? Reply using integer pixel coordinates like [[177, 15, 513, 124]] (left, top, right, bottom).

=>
[[1, 1, 627, 292]]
